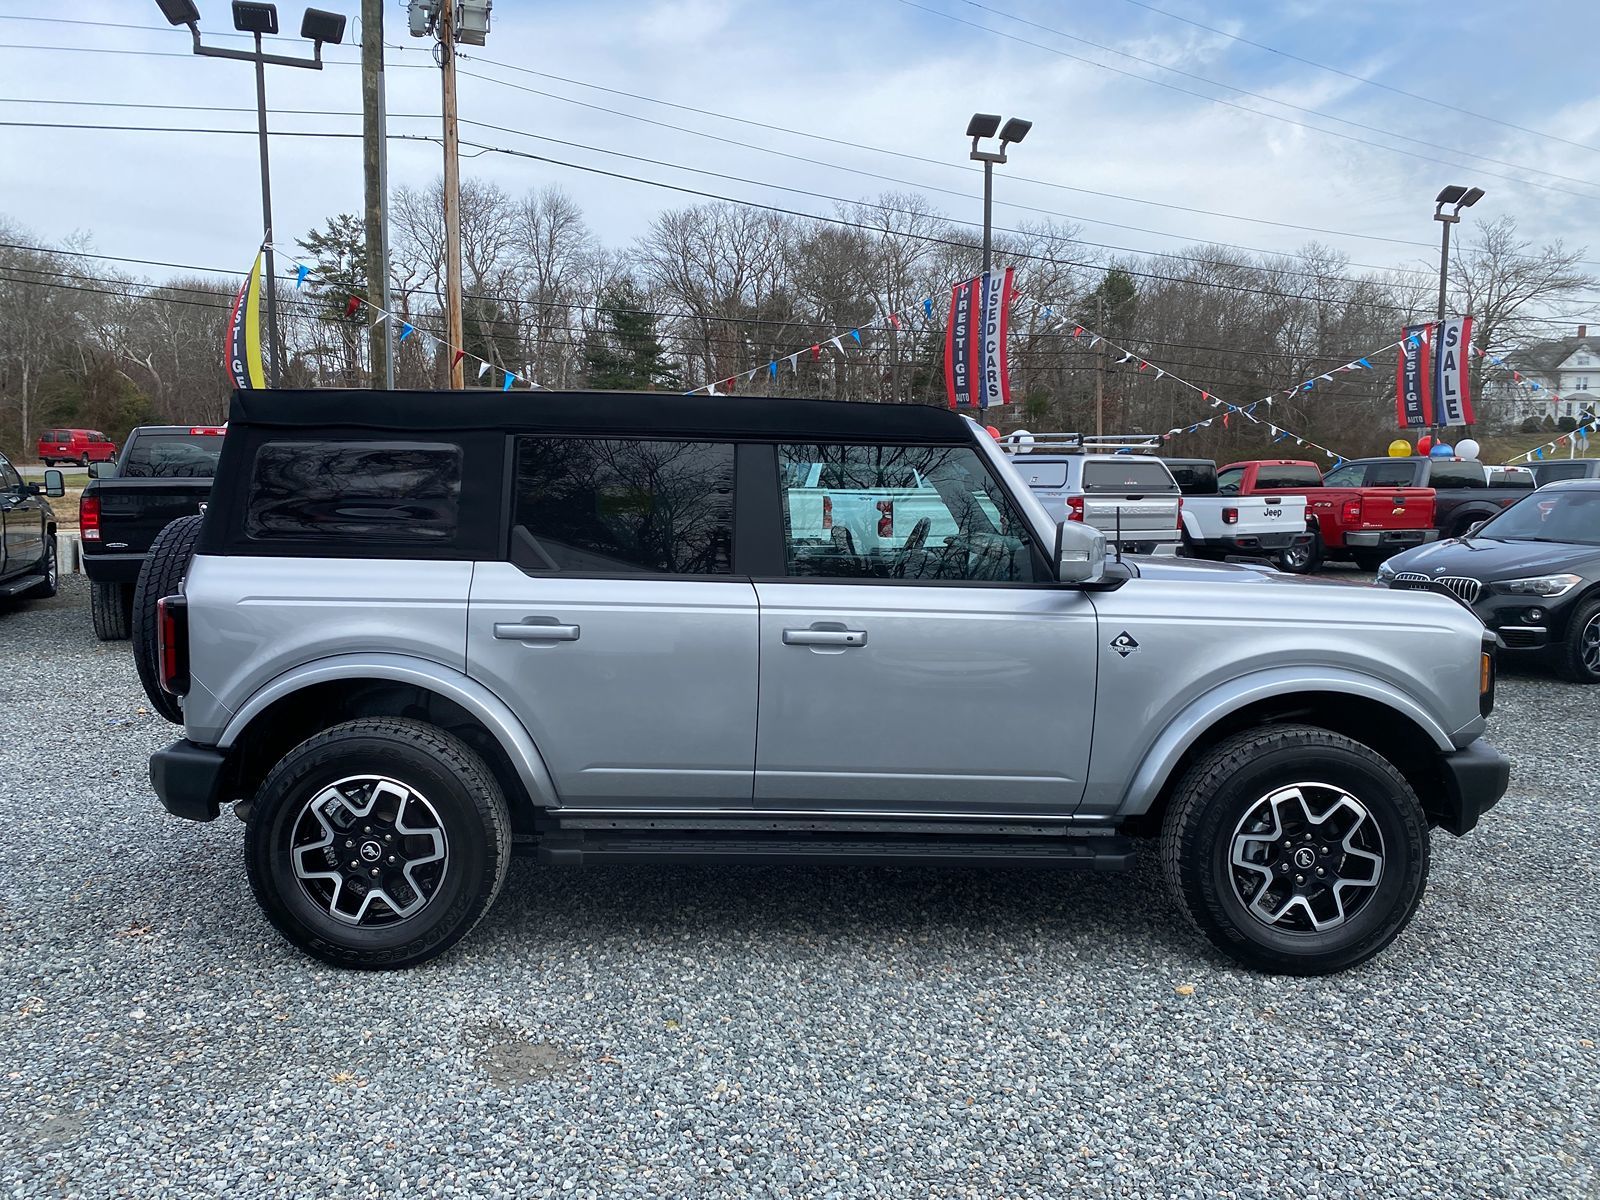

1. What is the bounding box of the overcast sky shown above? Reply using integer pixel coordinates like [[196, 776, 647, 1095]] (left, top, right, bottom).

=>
[[2, 0, 1597, 325]]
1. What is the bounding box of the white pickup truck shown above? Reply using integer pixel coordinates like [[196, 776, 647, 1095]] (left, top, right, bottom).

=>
[[1164, 457, 1314, 573], [784, 460, 998, 553]]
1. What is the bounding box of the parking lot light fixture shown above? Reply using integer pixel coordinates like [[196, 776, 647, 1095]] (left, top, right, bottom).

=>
[[967, 111, 1031, 278], [157, 0, 202, 25], [300, 7, 347, 46], [231, 1, 280, 34]]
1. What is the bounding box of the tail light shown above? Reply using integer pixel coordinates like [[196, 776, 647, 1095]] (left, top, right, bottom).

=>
[[1066, 496, 1085, 521], [1176, 496, 1184, 529], [80, 494, 101, 542], [821, 496, 832, 530], [1222, 507, 1239, 525], [876, 499, 894, 538], [1341, 497, 1362, 524], [156, 596, 190, 697]]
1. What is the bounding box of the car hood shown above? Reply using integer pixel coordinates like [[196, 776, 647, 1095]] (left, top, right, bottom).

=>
[[1384, 536, 1600, 582], [1127, 556, 1369, 587]]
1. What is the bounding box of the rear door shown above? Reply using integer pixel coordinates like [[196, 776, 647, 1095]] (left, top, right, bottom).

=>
[[751, 440, 1098, 814], [467, 435, 758, 807]]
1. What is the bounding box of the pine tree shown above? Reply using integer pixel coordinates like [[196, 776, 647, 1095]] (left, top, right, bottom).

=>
[[583, 282, 680, 391]]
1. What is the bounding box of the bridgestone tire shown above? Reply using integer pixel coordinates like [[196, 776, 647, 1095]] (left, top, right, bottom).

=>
[[132, 515, 204, 723], [1554, 595, 1600, 684], [1160, 723, 1430, 975], [246, 718, 513, 970], [22, 535, 58, 600], [90, 579, 131, 641]]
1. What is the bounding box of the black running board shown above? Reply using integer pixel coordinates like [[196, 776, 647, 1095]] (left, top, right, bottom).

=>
[[535, 830, 1135, 870], [0, 573, 45, 598]]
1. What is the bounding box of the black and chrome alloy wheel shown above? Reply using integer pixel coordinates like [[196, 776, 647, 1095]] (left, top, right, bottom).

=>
[[1228, 782, 1384, 933], [290, 775, 449, 926]]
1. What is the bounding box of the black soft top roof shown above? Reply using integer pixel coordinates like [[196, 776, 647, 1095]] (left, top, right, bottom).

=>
[[229, 389, 975, 443]]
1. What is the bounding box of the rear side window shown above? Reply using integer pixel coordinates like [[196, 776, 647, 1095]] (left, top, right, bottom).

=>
[[1428, 462, 1486, 489], [1534, 462, 1590, 484], [122, 433, 223, 479], [1081, 460, 1177, 493], [1253, 465, 1322, 489], [246, 441, 462, 541], [512, 437, 734, 575], [1164, 460, 1217, 495]]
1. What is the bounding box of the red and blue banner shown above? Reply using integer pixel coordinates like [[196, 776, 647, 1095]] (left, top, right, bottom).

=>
[[1396, 323, 1432, 428], [1433, 316, 1474, 426], [945, 267, 1014, 409], [945, 275, 978, 408]]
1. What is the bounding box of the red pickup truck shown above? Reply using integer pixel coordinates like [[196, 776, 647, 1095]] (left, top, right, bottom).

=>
[[1218, 459, 1437, 572]]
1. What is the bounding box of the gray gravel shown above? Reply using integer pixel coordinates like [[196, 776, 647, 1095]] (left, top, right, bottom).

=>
[[2, 574, 1596, 1199]]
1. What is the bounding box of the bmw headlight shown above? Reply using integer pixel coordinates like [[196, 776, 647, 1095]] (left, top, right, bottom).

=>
[[1376, 560, 1396, 585], [1495, 574, 1581, 597]]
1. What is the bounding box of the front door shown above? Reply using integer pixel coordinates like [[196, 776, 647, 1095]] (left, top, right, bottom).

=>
[[0, 455, 42, 579], [467, 435, 758, 807], [753, 441, 1099, 814]]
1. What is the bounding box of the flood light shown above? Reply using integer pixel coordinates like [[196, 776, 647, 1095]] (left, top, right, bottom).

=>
[[299, 7, 345, 44], [231, 1, 279, 34]]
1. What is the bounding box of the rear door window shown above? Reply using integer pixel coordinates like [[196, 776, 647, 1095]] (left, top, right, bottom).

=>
[[1081, 460, 1178, 493], [1253, 464, 1322, 488], [1015, 461, 1068, 488], [511, 437, 735, 575], [1163, 461, 1217, 495], [1361, 462, 1417, 488], [246, 441, 462, 542], [1534, 462, 1590, 484]]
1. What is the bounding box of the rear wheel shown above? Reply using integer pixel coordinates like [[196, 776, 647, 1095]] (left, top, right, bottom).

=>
[[1555, 597, 1600, 684], [245, 718, 513, 969], [79, 452, 90, 467], [1160, 724, 1429, 975], [90, 580, 132, 641], [1277, 533, 1320, 574], [22, 536, 58, 600], [132, 515, 204, 723]]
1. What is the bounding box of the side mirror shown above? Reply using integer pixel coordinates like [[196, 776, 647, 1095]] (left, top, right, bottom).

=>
[[43, 468, 65, 498], [1055, 519, 1106, 584]]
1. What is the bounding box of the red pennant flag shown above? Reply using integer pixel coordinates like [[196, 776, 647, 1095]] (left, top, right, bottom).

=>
[[1512, 372, 1522, 382], [344, 296, 361, 318], [724, 376, 736, 393], [1072, 325, 1084, 338], [1223, 412, 1231, 428], [809, 344, 821, 360], [451, 349, 466, 370], [1201, 391, 1210, 402], [1139, 361, 1150, 372], [888, 313, 901, 330]]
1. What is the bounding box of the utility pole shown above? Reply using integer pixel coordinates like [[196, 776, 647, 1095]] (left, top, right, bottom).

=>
[[251, 35, 282, 388], [361, 0, 393, 388], [440, 1, 465, 389], [1095, 292, 1106, 438]]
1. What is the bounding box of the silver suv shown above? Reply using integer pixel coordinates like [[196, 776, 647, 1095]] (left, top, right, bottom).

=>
[[146, 391, 1508, 975]]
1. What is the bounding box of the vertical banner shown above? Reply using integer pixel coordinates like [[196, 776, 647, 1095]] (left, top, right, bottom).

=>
[[979, 266, 1015, 408], [944, 276, 978, 408], [1395, 323, 1432, 428], [224, 251, 267, 390], [1433, 316, 1474, 426]]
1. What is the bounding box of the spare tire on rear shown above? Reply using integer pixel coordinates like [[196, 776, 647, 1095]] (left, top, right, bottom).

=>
[[132, 514, 204, 724]]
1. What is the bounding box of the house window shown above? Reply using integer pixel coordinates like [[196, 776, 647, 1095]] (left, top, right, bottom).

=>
[[1576, 377, 1591, 391]]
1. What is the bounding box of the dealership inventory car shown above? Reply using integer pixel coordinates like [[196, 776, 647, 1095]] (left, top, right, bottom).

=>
[[37, 427, 116, 466], [0, 451, 64, 603], [146, 390, 1507, 976], [1379, 480, 1600, 681]]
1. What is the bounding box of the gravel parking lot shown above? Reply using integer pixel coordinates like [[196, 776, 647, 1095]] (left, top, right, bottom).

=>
[[2, 575, 1596, 1199]]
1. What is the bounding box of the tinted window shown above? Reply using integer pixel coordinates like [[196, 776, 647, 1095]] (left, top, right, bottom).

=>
[[246, 441, 462, 542], [1362, 462, 1417, 488], [1533, 462, 1590, 484], [1253, 465, 1323, 489], [1488, 469, 1535, 489], [512, 438, 734, 575], [1216, 467, 1243, 496], [1016, 461, 1068, 488], [1427, 461, 1486, 489], [1163, 460, 1217, 495], [122, 433, 223, 479], [778, 442, 1039, 583], [1081, 460, 1178, 493]]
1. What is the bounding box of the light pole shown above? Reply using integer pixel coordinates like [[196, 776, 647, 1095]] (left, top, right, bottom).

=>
[[1432, 184, 1484, 435], [156, 0, 348, 388], [967, 113, 1031, 279]]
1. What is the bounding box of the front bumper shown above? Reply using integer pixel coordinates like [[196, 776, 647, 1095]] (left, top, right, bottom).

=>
[[1433, 737, 1510, 836], [1344, 529, 1440, 548], [149, 739, 231, 822]]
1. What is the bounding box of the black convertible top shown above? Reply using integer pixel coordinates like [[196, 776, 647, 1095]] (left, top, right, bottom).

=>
[[229, 389, 975, 443]]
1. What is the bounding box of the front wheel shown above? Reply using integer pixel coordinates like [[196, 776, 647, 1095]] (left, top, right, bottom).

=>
[[22, 536, 58, 600], [1160, 724, 1429, 975], [1555, 596, 1600, 684], [245, 718, 513, 969]]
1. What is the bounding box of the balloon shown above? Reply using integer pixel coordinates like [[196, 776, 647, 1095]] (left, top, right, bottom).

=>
[[1429, 442, 1454, 458], [1387, 439, 1411, 458], [1416, 435, 1434, 455], [1456, 438, 1481, 461], [984, 425, 1001, 440]]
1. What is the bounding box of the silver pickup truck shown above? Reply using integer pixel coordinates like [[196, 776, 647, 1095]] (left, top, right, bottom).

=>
[[145, 391, 1508, 976]]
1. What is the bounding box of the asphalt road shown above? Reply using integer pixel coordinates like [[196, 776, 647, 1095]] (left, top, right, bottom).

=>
[[1, 576, 1595, 1199]]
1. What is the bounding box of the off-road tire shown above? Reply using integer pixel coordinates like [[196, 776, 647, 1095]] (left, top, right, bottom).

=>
[[132, 514, 204, 723], [1554, 595, 1600, 684], [246, 718, 513, 970], [1160, 723, 1430, 975], [22, 535, 58, 600], [90, 579, 131, 641]]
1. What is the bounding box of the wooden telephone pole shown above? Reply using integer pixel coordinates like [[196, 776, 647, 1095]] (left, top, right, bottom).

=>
[[440, 1, 465, 388], [360, 0, 392, 388], [1094, 292, 1106, 437]]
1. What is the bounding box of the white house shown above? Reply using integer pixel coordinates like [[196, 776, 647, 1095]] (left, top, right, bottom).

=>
[[1484, 326, 1600, 425]]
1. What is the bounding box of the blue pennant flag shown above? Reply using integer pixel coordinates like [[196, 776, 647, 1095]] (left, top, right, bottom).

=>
[[1490, 355, 1504, 366], [768, 360, 777, 378], [1246, 403, 1257, 415], [294, 264, 309, 289], [1530, 381, 1541, 390], [1357, 358, 1371, 369], [1273, 431, 1290, 443], [1187, 424, 1199, 433], [503, 371, 515, 392], [849, 329, 861, 344], [1043, 306, 1053, 318], [924, 298, 934, 319], [1533, 447, 1544, 459], [1114, 447, 1132, 455], [400, 322, 414, 342], [1331, 457, 1344, 469], [1408, 333, 1422, 347], [1302, 381, 1314, 391]]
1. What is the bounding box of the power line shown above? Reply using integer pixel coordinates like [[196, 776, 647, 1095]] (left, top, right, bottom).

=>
[[1102, 0, 1600, 155], [893, 0, 1600, 202]]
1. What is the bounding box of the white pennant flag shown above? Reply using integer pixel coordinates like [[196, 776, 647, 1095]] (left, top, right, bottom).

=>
[[1154, 369, 1165, 380], [828, 336, 844, 354], [1088, 336, 1101, 348], [787, 354, 799, 373], [1116, 352, 1134, 364], [1319, 373, 1333, 383], [477, 360, 491, 379]]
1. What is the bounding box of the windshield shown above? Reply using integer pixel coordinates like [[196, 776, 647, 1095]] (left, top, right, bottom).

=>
[[1480, 488, 1600, 545], [1081, 460, 1177, 494], [120, 432, 223, 479]]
